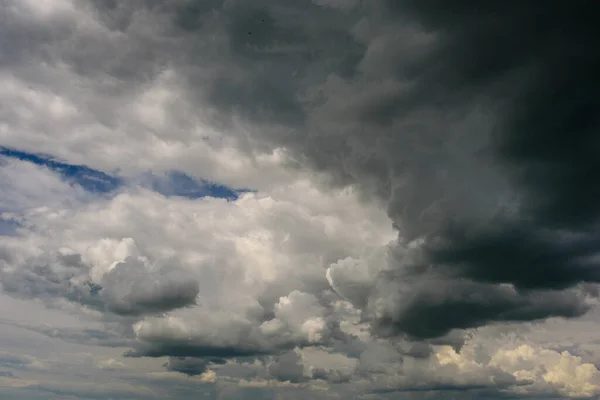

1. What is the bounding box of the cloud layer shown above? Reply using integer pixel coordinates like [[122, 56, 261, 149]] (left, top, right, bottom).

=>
[[1, 0, 600, 398]]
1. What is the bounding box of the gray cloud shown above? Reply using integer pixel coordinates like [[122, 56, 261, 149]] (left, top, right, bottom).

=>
[[0, 317, 134, 348], [0, 249, 100, 307], [125, 341, 270, 360], [163, 356, 226, 376], [311, 367, 352, 384], [100, 256, 199, 316], [124, 289, 348, 360], [370, 278, 589, 340], [0, 353, 38, 371], [0, 247, 198, 318], [268, 351, 307, 383]]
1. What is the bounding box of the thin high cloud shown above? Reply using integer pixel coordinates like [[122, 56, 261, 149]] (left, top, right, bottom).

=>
[[1, 0, 599, 399]]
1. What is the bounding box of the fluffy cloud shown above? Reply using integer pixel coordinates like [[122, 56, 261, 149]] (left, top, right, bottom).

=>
[[0, 163, 395, 360], [100, 256, 199, 316]]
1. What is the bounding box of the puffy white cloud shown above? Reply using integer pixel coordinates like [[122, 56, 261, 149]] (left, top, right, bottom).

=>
[[326, 248, 388, 309], [490, 344, 600, 398], [345, 332, 600, 398], [0, 161, 396, 359], [261, 291, 329, 345]]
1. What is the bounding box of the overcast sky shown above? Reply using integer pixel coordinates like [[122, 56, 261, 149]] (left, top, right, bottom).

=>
[[1, 1, 600, 399]]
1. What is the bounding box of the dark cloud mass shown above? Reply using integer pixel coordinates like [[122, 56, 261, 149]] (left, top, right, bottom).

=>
[[365, 0, 600, 339]]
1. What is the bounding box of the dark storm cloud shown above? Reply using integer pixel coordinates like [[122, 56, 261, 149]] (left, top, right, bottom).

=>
[[357, 0, 600, 339], [427, 221, 600, 290], [153, 0, 364, 129], [373, 0, 600, 237], [371, 278, 589, 340]]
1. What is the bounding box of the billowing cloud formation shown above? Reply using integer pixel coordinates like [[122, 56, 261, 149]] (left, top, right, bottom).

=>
[[100, 256, 200, 316], [1, 0, 600, 398], [0, 172, 394, 357], [0, 235, 199, 317]]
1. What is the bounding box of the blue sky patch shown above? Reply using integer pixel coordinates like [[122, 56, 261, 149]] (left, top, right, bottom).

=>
[[138, 170, 243, 200], [0, 147, 122, 194], [0, 146, 246, 200], [0, 217, 21, 236]]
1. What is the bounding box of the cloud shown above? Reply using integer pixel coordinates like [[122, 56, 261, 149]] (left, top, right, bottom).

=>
[[299, 347, 356, 384], [99, 256, 199, 316], [96, 358, 125, 371], [260, 290, 331, 346], [0, 352, 45, 371], [134, 170, 246, 200], [163, 357, 224, 377], [0, 170, 394, 360], [489, 344, 600, 398], [268, 351, 308, 383], [1, 0, 600, 398], [1, 146, 247, 200], [0, 157, 92, 213], [221, 0, 600, 342], [0, 147, 123, 194], [0, 239, 198, 318]]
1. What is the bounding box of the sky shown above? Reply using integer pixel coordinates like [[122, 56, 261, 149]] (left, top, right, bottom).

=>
[[0, 0, 599, 399]]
